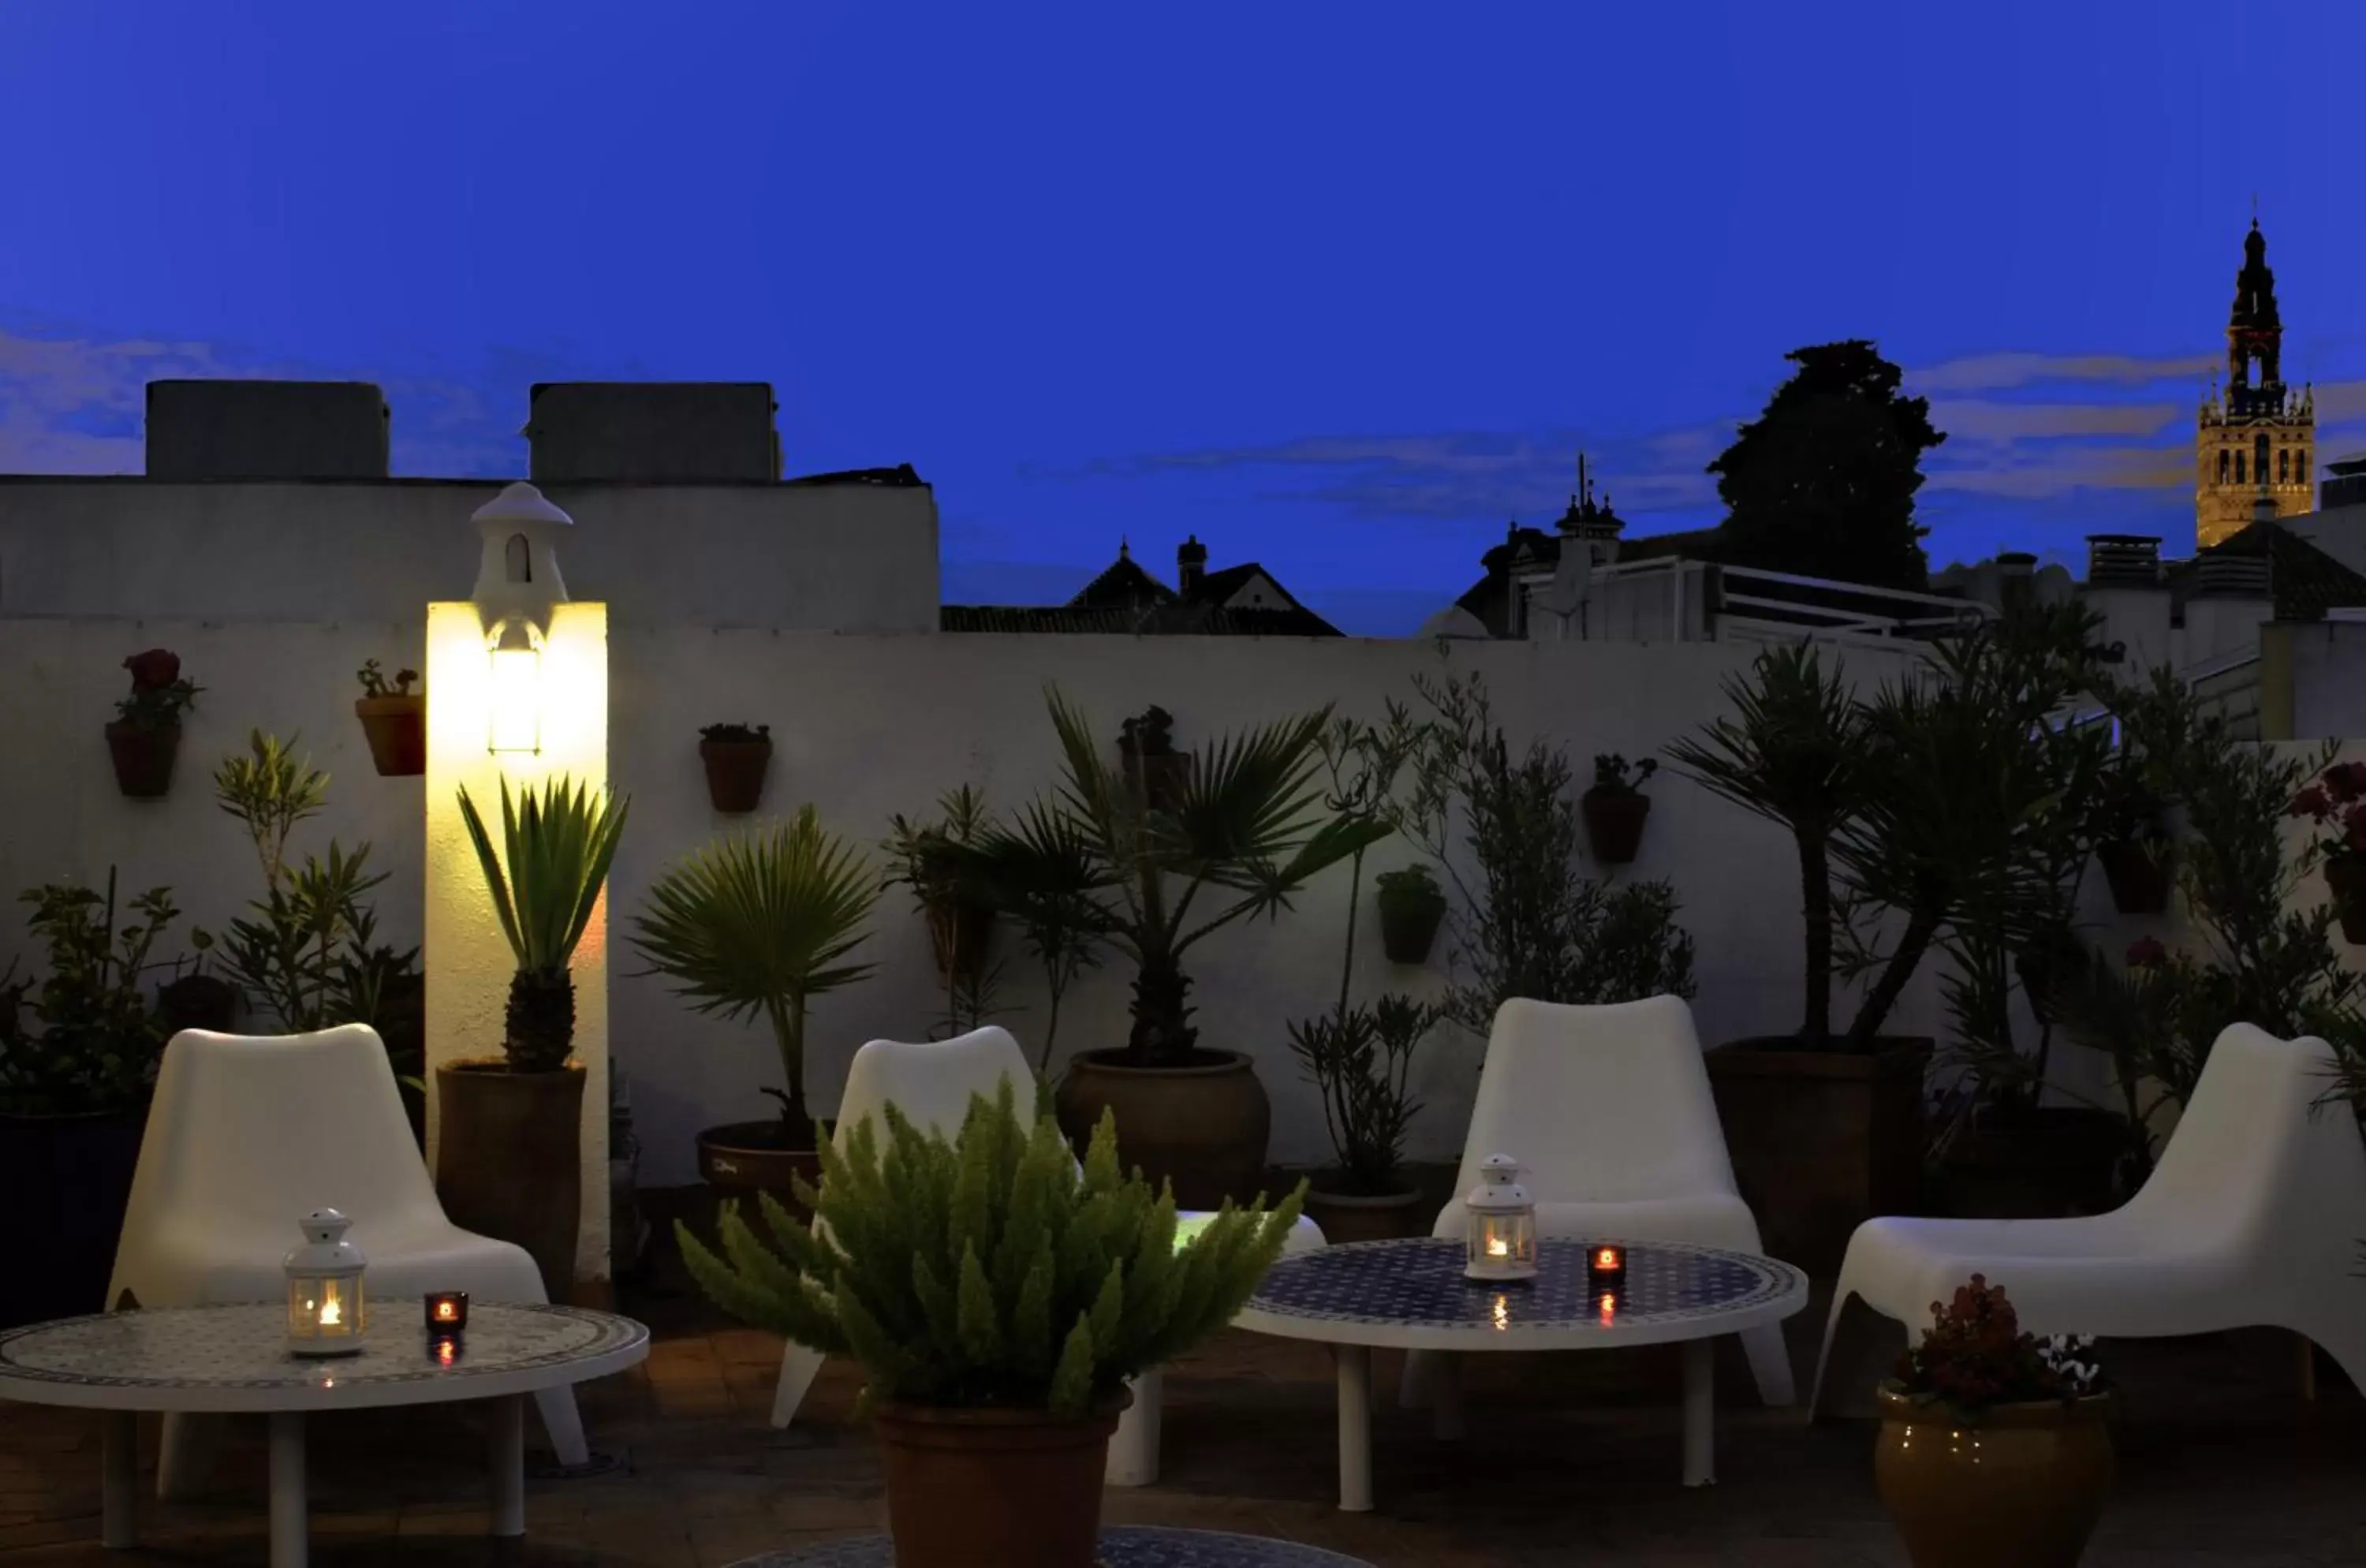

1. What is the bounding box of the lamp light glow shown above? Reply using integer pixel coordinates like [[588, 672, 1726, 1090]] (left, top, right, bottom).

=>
[[487, 622, 542, 754]]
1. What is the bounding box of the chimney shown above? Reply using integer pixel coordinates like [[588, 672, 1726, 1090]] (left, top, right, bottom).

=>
[[524, 383, 779, 483], [1177, 535, 1208, 598], [1996, 551, 2037, 609], [2086, 535, 2163, 588], [145, 380, 389, 480]]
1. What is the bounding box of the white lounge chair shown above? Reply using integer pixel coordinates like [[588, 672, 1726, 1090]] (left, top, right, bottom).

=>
[[764, 1025, 1325, 1487], [1401, 995, 1797, 1415], [107, 1026, 593, 1496], [1809, 1022, 2366, 1413]]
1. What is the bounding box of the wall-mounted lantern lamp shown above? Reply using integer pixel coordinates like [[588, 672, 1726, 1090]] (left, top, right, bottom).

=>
[[469, 483, 574, 756]]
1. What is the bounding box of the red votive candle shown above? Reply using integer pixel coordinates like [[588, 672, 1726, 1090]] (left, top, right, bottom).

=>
[[1588, 1244, 1627, 1289], [424, 1291, 470, 1332]]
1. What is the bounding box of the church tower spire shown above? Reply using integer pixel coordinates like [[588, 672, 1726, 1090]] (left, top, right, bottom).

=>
[[2196, 215, 2314, 549]]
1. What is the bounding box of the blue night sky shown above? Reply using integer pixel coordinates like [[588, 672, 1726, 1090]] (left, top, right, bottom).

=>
[[3, 1, 2363, 633]]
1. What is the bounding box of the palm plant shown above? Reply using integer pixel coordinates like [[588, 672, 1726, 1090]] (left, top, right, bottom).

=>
[[631, 807, 879, 1137], [967, 799, 1119, 1073], [1041, 688, 1390, 1068], [457, 775, 629, 1073]]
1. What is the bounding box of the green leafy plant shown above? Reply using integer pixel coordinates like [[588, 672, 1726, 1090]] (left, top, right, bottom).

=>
[[676, 1077, 1304, 1414], [884, 785, 1004, 1038], [700, 722, 769, 744], [967, 801, 1120, 1073], [1886, 1275, 2106, 1421], [632, 807, 877, 1135], [1587, 753, 1656, 800], [356, 659, 418, 698], [1288, 994, 1440, 1197], [0, 872, 180, 1116], [457, 775, 630, 1072], [114, 648, 201, 730]]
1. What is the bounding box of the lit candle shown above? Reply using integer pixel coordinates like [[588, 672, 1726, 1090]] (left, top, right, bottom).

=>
[[424, 1291, 471, 1333], [1487, 1237, 1510, 1258], [1588, 1243, 1628, 1290]]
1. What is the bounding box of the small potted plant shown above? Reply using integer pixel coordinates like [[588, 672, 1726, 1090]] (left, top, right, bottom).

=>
[[106, 649, 200, 798], [352, 659, 425, 777], [1582, 752, 1656, 864], [1876, 1275, 2112, 1568], [2092, 763, 2172, 915], [1288, 994, 1439, 1242], [699, 722, 773, 815], [1373, 865, 1447, 964], [677, 1080, 1303, 1568], [885, 786, 995, 982], [2289, 760, 2366, 942], [1118, 704, 1189, 812]]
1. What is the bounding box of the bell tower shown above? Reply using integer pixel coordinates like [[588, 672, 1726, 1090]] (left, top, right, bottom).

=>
[[2197, 218, 2315, 549]]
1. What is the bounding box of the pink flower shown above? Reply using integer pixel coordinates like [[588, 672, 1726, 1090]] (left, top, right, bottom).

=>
[[2125, 936, 2168, 969], [122, 648, 181, 693], [2290, 785, 2333, 820], [2324, 761, 2366, 804]]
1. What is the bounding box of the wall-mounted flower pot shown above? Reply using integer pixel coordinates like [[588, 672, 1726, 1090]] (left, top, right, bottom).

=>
[[2326, 853, 2366, 943], [104, 720, 181, 799], [2095, 838, 2170, 914], [1375, 880, 1447, 965], [353, 696, 427, 777], [1582, 792, 1651, 864], [700, 737, 774, 814]]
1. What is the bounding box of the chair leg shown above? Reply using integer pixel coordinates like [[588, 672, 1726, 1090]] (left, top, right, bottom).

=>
[[1398, 1347, 1438, 1409], [1741, 1323, 1797, 1407], [532, 1387, 591, 1468], [1809, 1289, 1901, 1421], [772, 1344, 827, 1429], [1106, 1370, 1161, 1487], [156, 1412, 225, 1501]]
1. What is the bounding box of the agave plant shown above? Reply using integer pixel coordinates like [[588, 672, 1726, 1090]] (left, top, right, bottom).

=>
[[630, 807, 879, 1137], [457, 775, 629, 1073]]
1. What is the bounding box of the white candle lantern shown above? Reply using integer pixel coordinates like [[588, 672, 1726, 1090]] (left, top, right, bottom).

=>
[[284, 1209, 368, 1357], [1463, 1153, 1537, 1282]]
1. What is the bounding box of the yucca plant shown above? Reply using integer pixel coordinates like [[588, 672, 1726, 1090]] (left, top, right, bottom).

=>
[[630, 807, 878, 1136], [677, 1076, 1303, 1413], [457, 775, 629, 1072]]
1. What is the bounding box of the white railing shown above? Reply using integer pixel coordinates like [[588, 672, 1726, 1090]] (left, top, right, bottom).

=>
[[1580, 557, 1994, 644]]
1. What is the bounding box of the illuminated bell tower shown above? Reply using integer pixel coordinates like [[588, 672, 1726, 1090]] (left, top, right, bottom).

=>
[[2196, 218, 2315, 549]]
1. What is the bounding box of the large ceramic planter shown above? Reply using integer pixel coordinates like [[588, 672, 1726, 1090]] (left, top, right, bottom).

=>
[[1582, 792, 1651, 865], [353, 695, 427, 777], [0, 1110, 146, 1327], [1055, 1049, 1271, 1210], [1301, 1182, 1425, 1245], [2325, 853, 2366, 944], [2095, 838, 2170, 915], [1931, 1105, 2129, 1219], [1876, 1389, 2113, 1568], [925, 895, 997, 982], [1705, 1036, 1930, 1274], [1375, 883, 1447, 965], [695, 1118, 827, 1215], [699, 737, 773, 814], [435, 1062, 584, 1302], [875, 1394, 1127, 1568], [104, 720, 181, 799]]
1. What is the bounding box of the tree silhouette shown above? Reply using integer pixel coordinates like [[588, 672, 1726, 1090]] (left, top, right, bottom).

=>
[[1707, 341, 1945, 592]]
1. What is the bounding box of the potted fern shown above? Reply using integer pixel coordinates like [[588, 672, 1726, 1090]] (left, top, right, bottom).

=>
[[678, 1080, 1302, 1568], [353, 659, 425, 777], [438, 775, 629, 1300], [631, 807, 878, 1204]]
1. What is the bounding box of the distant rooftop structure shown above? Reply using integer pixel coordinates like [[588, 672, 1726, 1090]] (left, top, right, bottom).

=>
[[525, 383, 780, 483], [145, 380, 390, 480], [942, 537, 1342, 637]]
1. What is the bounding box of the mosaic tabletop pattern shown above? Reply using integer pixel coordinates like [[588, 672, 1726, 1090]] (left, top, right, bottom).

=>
[[0, 1301, 645, 1396], [1247, 1238, 1798, 1332], [730, 1527, 1374, 1567]]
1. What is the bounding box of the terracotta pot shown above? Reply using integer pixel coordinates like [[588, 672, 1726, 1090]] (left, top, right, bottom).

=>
[[1582, 791, 1651, 865], [1055, 1049, 1271, 1210], [104, 720, 181, 799], [699, 737, 773, 814], [1301, 1182, 1426, 1245], [1705, 1036, 1931, 1274], [0, 1111, 145, 1327], [1932, 1105, 2130, 1219], [2325, 853, 2366, 944], [2095, 838, 2170, 915], [435, 1062, 585, 1302], [875, 1394, 1126, 1568], [156, 973, 237, 1036], [696, 1118, 827, 1217], [353, 695, 427, 777], [1875, 1389, 2113, 1568], [926, 895, 997, 981], [1375, 883, 1447, 965]]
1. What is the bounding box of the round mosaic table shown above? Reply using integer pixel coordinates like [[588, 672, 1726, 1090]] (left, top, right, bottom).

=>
[[0, 1301, 647, 1567], [728, 1525, 1373, 1566], [1233, 1237, 1807, 1511]]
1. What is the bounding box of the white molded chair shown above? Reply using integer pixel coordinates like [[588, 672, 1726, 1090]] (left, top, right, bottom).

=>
[[108, 1026, 592, 1495], [1810, 1023, 2366, 1413], [767, 1026, 1325, 1487], [1401, 995, 1797, 1413]]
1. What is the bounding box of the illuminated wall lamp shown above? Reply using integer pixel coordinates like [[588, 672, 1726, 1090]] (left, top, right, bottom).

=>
[[470, 483, 574, 757]]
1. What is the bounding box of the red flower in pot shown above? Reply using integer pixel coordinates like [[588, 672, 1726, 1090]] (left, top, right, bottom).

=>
[[106, 648, 202, 798]]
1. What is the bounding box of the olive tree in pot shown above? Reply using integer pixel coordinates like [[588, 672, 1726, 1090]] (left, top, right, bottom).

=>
[[1039, 689, 1390, 1209], [631, 806, 879, 1208], [438, 775, 629, 1302], [0, 873, 181, 1327], [677, 1080, 1302, 1568], [105, 648, 200, 798]]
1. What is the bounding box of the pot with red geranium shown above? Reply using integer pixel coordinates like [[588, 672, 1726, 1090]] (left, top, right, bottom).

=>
[[698, 722, 773, 815], [1581, 752, 1655, 864], [1876, 1275, 2113, 1568], [353, 659, 426, 777], [2289, 759, 2366, 943], [105, 649, 200, 799]]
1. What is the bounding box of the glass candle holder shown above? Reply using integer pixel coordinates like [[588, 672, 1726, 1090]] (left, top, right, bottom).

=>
[[424, 1291, 471, 1333]]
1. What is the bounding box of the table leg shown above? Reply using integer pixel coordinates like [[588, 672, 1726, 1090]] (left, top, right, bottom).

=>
[[267, 1412, 307, 1568], [1431, 1352, 1466, 1441], [1681, 1339, 1715, 1488], [101, 1411, 138, 1548], [1336, 1344, 1373, 1513], [487, 1394, 526, 1537]]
